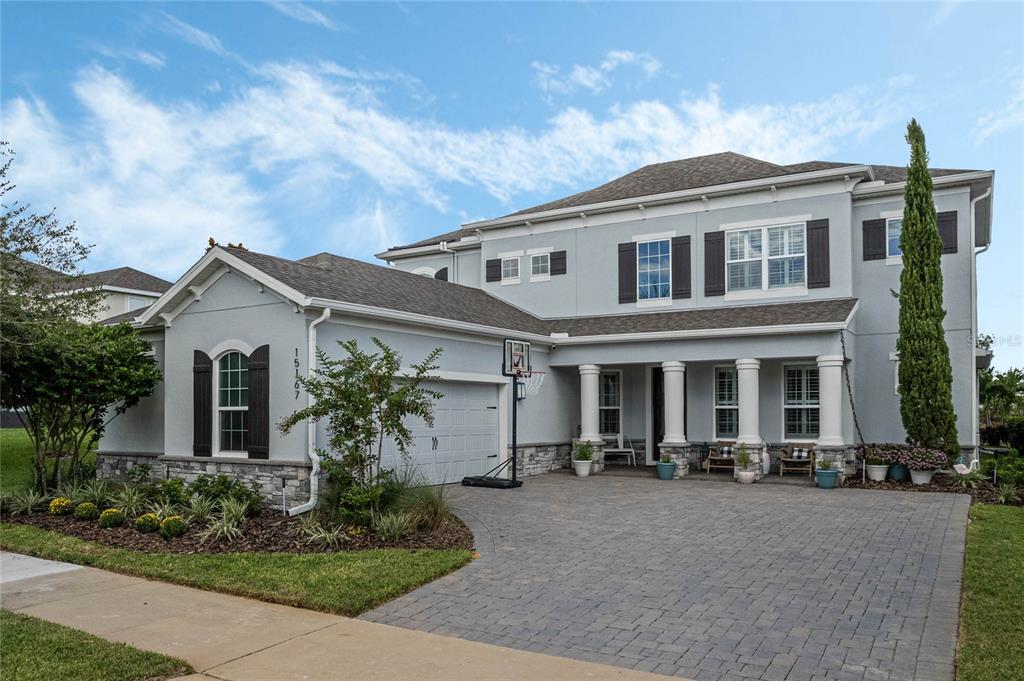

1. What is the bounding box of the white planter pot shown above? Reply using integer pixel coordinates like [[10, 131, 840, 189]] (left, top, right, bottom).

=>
[[736, 470, 756, 484], [909, 469, 935, 485], [573, 460, 593, 478], [866, 464, 890, 482]]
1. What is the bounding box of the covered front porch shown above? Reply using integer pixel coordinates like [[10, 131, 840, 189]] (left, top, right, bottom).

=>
[[571, 354, 850, 480]]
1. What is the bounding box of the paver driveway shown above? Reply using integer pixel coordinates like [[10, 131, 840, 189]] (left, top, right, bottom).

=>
[[363, 473, 970, 681]]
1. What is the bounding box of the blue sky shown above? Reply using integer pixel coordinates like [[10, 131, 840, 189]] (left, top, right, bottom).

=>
[[2, 1, 1022, 368]]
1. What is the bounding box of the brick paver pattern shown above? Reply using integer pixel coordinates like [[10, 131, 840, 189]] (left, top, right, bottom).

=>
[[363, 474, 969, 681]]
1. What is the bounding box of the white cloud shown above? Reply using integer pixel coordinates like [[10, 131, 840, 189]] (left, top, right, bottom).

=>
[[160, 13, 231, 58], [3, 62, 907, 277], [973, 78, 1024, 144], [265, 1, 349, 32], [532, 50, 662, 95], [93, 45, 166, 69]]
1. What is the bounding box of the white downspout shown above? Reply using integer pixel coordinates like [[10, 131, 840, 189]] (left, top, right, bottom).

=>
[[439, 240, 456, 282], [969, 187, 992, 465], [288, 307, 331, 516]]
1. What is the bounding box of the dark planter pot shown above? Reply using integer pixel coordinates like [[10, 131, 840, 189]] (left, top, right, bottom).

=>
[[656, 461, 677, 480], [816, 469, 840, 489], [889, 463, 909, 481]]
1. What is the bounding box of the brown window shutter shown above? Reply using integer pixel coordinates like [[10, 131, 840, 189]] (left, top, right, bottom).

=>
[[806, 219, 830, 288], [550, 250, 567, 275], [937, 211, 958, 254], [246, 345, 270, 460], [193, 351, 213, 456], [618, 242, 637, 303], [704, 232, 725, 297], [863, 219, 886, 260], [485, 258, 501, 282], [671, 236, 691, 299], [433, 267, 448, 282]]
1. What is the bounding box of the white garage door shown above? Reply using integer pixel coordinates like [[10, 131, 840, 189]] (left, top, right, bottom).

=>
[[380, 381, 500, 485]]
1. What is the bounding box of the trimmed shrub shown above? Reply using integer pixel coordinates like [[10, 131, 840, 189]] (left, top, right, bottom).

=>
[[74, 502, 100, 520], [158, 479, 190, 507], [134, 512, 160, 533], [99, 508, 126, 528], [159, 515, 187, 539], [48, 497, 73, 516]]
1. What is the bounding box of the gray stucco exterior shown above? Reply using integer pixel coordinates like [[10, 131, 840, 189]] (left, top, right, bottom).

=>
[[99, 156, 992, 501]]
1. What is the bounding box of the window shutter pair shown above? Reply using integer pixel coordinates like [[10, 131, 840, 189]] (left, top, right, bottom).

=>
[[192, 345, 270, 459], [862, 212, 957, 259], [618, 239, 692, 303], [487, 252, 568, 281]]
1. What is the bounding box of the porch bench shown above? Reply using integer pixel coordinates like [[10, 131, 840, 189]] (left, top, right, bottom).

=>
[[603, 434, 637, 467], [779, 445, 815, 477], [705, 442, 737, 474]]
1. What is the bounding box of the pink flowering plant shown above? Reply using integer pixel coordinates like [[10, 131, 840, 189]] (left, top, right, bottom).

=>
[[858, 443, 950, 470]]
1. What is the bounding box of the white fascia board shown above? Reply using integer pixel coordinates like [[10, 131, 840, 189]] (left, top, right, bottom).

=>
[[307, 297, 553, 346], [852, 171, 993, 199], [375, 236, 481, 261], [552, 321, 850, 346], [399, 367, 508, 384], [138, 248, 310, 326], [463, 166, 873, 231], [98, 285, 165, 297]]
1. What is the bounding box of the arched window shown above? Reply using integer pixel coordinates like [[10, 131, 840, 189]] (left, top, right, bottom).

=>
[[217, 351, 248, 453]]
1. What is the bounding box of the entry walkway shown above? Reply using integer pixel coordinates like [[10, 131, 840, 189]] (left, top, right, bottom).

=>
[[0, 552, 676, 681]]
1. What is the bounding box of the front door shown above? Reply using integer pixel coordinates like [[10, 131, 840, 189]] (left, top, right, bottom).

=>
[[651, 367, 664, 463]]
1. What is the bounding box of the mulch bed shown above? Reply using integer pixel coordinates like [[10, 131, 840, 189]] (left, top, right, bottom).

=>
[[843, 473, 1022, 506], [2, 509, 475, 554]]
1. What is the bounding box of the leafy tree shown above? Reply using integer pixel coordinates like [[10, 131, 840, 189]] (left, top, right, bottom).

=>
[[279, 338, 442, 506], [895, 119, 959, 453], [0, 322, 161, 490], [0, 143, 101, 342], [980, 367, 1024, 426]]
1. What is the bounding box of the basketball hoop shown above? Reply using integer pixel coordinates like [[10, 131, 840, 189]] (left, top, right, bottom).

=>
[[517, 369, 545, 397]]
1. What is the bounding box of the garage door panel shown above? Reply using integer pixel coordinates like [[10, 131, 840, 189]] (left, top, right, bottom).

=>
[[379, 381, 501, 485]]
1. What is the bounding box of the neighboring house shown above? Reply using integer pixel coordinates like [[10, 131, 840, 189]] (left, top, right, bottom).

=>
[[97, 152, 994, 509], [74, 267, 172, 321]]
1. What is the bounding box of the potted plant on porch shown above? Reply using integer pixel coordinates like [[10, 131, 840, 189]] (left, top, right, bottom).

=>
[[862, 445, 890, 482], [656, 454, 677, 480], [735, 444, 756, 484], [573, 442, 593, 478], [903, 445, 949, 485], [815, 459, 840, 489]]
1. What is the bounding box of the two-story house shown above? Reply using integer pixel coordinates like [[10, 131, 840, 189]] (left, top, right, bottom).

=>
[[98, 152, 994, 510]]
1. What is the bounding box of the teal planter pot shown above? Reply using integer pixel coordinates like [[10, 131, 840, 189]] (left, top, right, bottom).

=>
[[816, 469, 840, 489], [889, 463, 909, 481], [656, 461, 677, 480]]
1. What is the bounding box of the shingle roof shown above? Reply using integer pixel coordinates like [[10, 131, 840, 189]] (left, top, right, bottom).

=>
[[77, 267, 172, 294], [103, 307, 150, 325], [387, 152, 982, 252], [224, 247, 856, 339]]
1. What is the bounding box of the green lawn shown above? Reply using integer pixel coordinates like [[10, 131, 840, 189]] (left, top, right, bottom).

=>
[[0, 522, 473, 616], [0, 609, 191, 681], [0, 427, 97, 492], [958, 504, 1024, 681]]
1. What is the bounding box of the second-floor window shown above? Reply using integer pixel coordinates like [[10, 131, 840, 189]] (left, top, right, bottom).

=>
[[637, 239, 671, 300], [887, 217, 903, 257], [727, 223, 806, 293], [531, 253, 549, 276], [501, 257, 519, 281]]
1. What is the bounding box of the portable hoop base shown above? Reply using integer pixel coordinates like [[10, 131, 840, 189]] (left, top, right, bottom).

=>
[[461, 453, 523, 488]]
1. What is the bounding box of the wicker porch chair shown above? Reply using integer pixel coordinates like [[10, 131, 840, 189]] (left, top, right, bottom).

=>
[[779, 444, 815, 477], [705, 441, 738, 474]]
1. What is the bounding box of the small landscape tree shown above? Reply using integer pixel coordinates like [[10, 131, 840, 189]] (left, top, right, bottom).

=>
[[279, 338, 442, 506], [0, 321, 162, 490], [895, 119, 958, 454]]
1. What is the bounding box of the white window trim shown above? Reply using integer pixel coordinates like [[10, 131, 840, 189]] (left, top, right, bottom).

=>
[[719, 214, 812, 231], [500, 256, 520, 285], [885, 215, 904, 264], [599, 369, 622, 437], [781, 362, 820, 443], [411, 266, 436, 278], [529, 253, 550, 282], [631, 230, 676, 242], [636, 238, 672, 303], [724, 222, 809, 300], [713, 365, 739, 440], [526, 246, 554, 255], [213, 350, 249, 458]]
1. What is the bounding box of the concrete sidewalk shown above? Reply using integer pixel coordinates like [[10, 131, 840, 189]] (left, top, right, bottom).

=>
[[0, 552, 678, 681]]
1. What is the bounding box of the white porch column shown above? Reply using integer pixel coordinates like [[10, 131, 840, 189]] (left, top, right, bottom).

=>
[[579, 364, 602, 443], [816, 355, 845, 446], [736, 359, 761, 445], [661, 361, 687, 444]]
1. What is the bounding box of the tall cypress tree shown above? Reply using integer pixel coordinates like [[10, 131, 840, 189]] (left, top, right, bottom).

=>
[[896, 119, 959, 453]]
